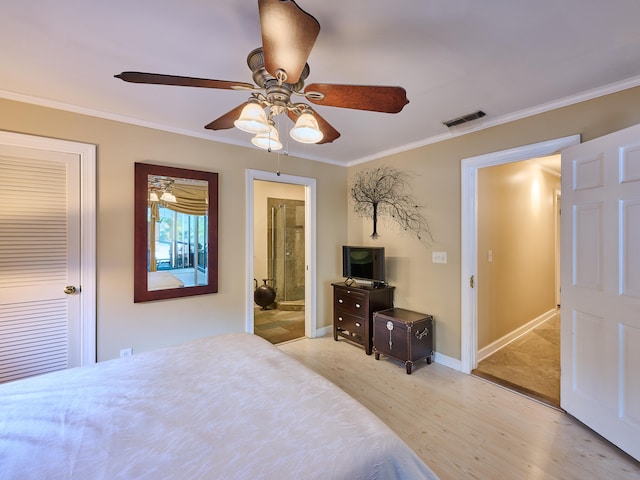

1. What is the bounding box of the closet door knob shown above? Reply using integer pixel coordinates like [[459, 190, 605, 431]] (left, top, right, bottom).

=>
[[64, 285, 78, 295]]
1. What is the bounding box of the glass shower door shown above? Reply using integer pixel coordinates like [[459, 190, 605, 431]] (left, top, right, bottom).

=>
[[268, 198, 305, 306]]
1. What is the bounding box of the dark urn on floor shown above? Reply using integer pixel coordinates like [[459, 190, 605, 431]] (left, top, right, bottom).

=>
[[254, 278, 276, 309]]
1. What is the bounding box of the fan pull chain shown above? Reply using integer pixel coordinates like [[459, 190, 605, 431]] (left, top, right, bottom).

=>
[[275, 114, 289, 176], [276, 114, 281, 175]]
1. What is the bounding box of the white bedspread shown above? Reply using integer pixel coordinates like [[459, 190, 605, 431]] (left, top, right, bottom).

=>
[[0, 333, 437, 479]]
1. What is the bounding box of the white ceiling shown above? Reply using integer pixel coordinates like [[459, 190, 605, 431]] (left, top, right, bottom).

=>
[[2, 1, 640, 166]]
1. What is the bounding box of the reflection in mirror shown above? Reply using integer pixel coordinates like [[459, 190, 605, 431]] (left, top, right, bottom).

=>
[[135, 163, 218, 302], [147, 175, 209, 291]]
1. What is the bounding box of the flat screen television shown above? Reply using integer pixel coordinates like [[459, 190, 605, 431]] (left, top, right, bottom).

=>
[[342, 246, 386, 286]]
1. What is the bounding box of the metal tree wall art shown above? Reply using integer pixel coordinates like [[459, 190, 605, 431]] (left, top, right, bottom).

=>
[[350, 166, 432, 243]]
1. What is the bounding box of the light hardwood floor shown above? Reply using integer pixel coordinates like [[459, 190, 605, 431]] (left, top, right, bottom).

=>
[[278, 335, 640, 480]]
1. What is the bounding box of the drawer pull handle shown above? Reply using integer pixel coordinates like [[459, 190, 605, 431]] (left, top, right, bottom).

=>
[[355, 322, 361, 327], [338, 299, 344, 304], [338, 316, 343, 321], [355, 303, 361, 308], [415, 328, 429, 339]]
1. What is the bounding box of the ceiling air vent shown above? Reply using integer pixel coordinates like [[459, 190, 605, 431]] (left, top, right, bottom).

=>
[[443, 110, 486, 128]]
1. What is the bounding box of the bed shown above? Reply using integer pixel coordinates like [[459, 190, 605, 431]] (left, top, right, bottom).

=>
[[0, 333, 438, 479]]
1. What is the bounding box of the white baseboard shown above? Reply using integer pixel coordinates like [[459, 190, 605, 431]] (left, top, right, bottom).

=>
[[477, 308, 558, 362], [315, 325, 333, 338], [434, 352, 462, 371]]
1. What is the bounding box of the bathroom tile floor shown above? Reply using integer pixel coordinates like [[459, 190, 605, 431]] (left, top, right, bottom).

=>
[[253, 306, 305, 344]]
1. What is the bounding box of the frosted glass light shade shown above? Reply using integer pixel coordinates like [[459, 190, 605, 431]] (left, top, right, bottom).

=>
[[160, 191, 177, 203], [149, 191, 159, 202], [251, 124, 283, 151], [234, 102, 270, 134], [290, 112, 323, 144]]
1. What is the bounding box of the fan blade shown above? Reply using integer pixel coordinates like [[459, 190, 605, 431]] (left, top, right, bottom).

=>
[[115, 72, 254, 90], [304, 83, 409, 113], [312, 109, 341, 144], [204, 103, 249, 131], [286, 108, 341, 144], [258, 0, 320, 84]]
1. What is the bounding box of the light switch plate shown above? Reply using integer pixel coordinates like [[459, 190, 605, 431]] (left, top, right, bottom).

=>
[[432, 251, 448, 264]]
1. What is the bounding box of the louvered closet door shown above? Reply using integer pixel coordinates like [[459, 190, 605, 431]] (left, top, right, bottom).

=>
[[0, 145, 81, 383]]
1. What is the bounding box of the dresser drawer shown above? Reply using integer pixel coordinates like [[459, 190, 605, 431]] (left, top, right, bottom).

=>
[[334, 288, 367, 316], [332, 282, 394, 355], [334, 311, 366, 337]]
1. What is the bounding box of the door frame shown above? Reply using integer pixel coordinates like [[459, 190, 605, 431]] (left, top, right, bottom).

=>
[[245, 169, 316, 337], [460, 135, 579, 373], [0, 130, 96, 365]]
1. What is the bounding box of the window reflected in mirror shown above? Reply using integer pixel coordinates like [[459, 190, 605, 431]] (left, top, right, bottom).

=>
[[135, 163, 218, 302], [148, 175, 208, 290]]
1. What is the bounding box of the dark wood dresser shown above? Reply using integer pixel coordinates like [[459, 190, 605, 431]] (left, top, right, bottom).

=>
[[332, 282, 394, 355], [373, 307, 434, 374]]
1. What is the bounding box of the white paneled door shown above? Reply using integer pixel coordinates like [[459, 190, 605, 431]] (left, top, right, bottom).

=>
[[561, 124, 640, 461], [0, 133, 96, 383]]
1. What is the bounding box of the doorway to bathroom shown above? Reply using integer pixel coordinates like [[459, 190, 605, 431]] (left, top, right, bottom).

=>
[[247, 170, 316, 344], [256, 193, 305, 343]]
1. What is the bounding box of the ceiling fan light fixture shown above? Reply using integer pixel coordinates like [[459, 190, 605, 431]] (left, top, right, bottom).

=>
[[115, 2, 408, 148], [234, 100, 270, 134], [251, 122, 283, 151], [290, 111, 323, 144]]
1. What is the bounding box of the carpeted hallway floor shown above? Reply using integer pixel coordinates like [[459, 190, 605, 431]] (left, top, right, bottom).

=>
[[472, 312, 560, 407]]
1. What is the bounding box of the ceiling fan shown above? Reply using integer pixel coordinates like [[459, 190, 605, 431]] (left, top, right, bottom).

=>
[[115, 0, 409, 149]]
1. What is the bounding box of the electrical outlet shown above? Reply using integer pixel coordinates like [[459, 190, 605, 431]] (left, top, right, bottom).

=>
[[120, 347, 133, 358], [432, 251, 448, 264]]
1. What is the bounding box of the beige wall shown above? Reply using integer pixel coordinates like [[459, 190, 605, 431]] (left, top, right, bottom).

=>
[[0, 98, 347, 361], [3, 85, 640, 364], [477, 159, 560, 349], [346, 85, 640, 361]]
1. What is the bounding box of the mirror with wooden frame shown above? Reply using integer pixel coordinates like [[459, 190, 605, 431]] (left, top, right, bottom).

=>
[[134, 163, 218, 302]]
